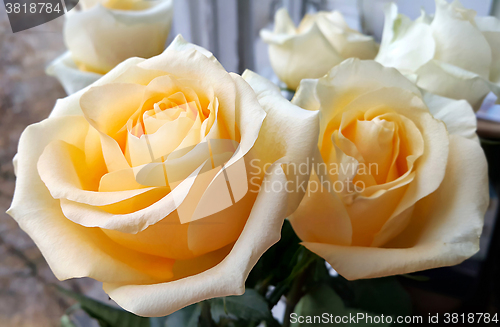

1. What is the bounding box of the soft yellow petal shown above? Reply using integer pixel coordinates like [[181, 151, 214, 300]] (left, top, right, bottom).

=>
[[7, 116, 175, 284], [273, 7, 296, 34], [46, 51, 102, 95], [316, 11, 378, 60], [138, 37, 237, 140], [416, 59, 491, 110], [102, 210, 193, 260], [187, 191, 257, 257], [315, 59, 421, 128], [49, 57, 147, 118], [289, 171, 353, 246], [104, 164, 290, 317], [165, 34, 216, 62], [422, 90, 478, 142], [80, 83, 145, 137], [291, 79, 320, 111], [38, 139, 154, 206], [57, 163, 203, 233]]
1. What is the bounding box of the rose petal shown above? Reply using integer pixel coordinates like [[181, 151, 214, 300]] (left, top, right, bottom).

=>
[[302, 134, 488, 280], [262, 21, 343, 90], [416, 59, 491, 110], [289, 170, 353, 246], [314, 59, 422, 131], [38, 139, 155, 206], [49, 57, 146, 118], [423, 91, 478, 142], [80, 83, 145, 137], [316, 12, 378, 60], [46, 51, 102, 95], [57, 162, 204, 233], [103, 164, 289, 317], [291, 79, 320, 111], [138, 35, 238, 140], [431, 0, 491, 78], [7, 116, 176, 284], [242, 70, 320, 215], [375, 3, 435, 72]]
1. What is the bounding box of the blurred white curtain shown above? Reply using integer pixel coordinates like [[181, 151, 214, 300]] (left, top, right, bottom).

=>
[[169, 0, 239, 72]]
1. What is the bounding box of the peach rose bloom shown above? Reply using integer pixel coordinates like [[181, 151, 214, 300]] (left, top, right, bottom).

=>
[[289, 59, 489, 280], [8, 36, 319, 316]]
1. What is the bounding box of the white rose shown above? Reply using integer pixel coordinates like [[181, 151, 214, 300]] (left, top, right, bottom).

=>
[[47, 0, 173, 94], [376, 0, 500, 110], [10, 36, 319, 317], [261, 8, 379, 90]]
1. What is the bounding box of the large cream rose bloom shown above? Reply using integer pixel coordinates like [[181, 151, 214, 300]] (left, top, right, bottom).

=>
[[261, 8, 378, 90], [289, 59, 489, 280], [47, 0, 173, 94], [8, 36, 319, 316], [376, 0, 500, 110]]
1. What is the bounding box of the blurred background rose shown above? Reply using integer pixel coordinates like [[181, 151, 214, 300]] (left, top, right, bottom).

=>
[[47, 0, 174, 94]]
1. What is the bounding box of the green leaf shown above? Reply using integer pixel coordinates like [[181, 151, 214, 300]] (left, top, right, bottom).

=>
[[349, 277, 412, 318], [480, 137, 500, 145], [246, 220, 302, 295], [210, 289, 277, 325], [400, 274, 430, 282], [60, 315, 77, 327], [291, 286, 389, 327], [56, 286, 150, 327], [267, 247, 318, 307], [164, 304, 201, 327]]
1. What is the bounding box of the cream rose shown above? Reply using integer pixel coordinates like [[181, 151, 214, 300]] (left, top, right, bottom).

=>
[[8, 36, 319, 316], [261, 8, 378, 90], [289, 59, 489, 280], [376, 0, 500, 110], [47, 0, 173, 94]]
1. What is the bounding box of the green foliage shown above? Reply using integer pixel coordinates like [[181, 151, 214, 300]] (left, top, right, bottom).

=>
[[164, 303, 202, 327], [56, 285, 150, 327], [246, 220, 302, 292], [291, 286, 390, 327], [349, 277, 412, 318], [165, 290, 278, 327], [247, 219, 313, 308], [211, 289, 276, 324]]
